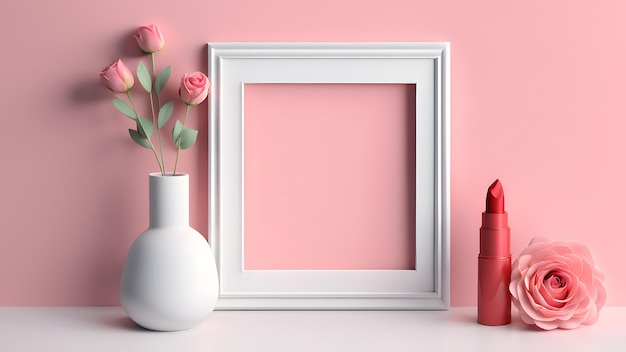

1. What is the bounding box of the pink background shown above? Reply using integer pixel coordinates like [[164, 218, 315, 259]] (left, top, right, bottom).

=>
[[1, 0, 624, 306], [244, 84, 416, 270]]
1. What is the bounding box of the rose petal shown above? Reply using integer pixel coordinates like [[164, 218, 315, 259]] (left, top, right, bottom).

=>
[[535, 319, 559, 330]]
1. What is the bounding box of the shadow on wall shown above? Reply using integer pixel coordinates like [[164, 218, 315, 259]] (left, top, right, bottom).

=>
[[71, 79, 110, 104], [72, 27, 145, 105]]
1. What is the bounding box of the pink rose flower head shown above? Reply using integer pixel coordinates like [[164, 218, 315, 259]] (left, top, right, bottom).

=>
[[509, 236, 606, 330], [179, 72, 210, 106], [100, 59, 134, 93], [134, 24, 165, 54]]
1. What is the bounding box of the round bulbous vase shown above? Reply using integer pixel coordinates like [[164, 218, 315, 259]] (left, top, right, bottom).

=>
[[120, 173, 219, 331]]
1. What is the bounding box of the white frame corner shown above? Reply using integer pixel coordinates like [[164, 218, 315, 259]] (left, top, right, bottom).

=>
[[208, 42, 450, 310]]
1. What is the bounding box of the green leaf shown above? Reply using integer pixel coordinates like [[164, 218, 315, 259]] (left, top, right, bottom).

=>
[[137, 60, 152, 93], [155, 65, 171, 95], [158, 101, 174, 128], [129, 129, 151, 149], [137, 117, 154, 138], [178, 127, 199, 149], [112, 97, 137, 119], [172, 121, 199, 149], [172, 120, 183, 143]]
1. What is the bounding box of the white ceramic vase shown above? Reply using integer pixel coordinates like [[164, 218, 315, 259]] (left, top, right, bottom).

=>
[[120, 173, 219, 331]]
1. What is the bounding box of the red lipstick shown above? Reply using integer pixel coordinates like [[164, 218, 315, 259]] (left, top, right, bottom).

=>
[[478, 179, 511, 326]]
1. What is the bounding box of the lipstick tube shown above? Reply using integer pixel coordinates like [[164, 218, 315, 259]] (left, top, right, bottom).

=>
[[478, 180, 511, 326]]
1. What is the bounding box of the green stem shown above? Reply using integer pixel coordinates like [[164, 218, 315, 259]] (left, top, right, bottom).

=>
[[173, 104, 190, 176], [151, 53, 157, 83], [150, 53, 166, 175], [127, 91, 164, 174]]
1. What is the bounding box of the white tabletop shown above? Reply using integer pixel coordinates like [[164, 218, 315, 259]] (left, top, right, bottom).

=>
[[0, 307, 624, 351]]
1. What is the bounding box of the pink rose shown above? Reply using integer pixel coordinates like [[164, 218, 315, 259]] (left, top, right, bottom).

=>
[[509, 237, 606, 330], [100, 59, 134, 93], [179, 72, 210, 106], [134, 24, 165, 54]]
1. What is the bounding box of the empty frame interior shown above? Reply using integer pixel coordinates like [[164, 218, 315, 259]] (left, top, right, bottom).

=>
[[243, 83, 417, 270]]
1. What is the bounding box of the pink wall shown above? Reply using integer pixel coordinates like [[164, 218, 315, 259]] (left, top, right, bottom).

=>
[[1, 0, 624, 306], [244, 84, 417, 270]]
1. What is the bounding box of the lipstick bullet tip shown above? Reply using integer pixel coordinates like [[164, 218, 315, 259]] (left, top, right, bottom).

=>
[[486, 179, 505, 213]]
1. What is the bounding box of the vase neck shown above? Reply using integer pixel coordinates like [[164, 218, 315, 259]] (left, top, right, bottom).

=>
[[149, 173, 189, 228]]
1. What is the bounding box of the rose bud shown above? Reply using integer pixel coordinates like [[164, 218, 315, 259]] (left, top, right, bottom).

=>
[[179, 72, 210, 106], [134, 24, 165, 54], [100, 59, 134, 93]]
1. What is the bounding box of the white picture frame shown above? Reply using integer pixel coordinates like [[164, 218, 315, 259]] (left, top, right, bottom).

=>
[[208, 42, 450, 310]]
